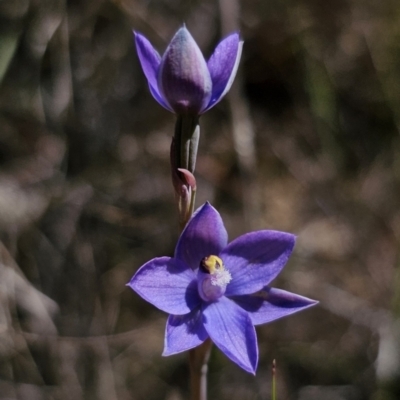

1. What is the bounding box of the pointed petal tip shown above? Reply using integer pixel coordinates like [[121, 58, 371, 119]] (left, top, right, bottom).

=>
[[133, 31, 146, 42], [161, 343, 203, 356], [231, 356, 257, 374], [227, 31, 241, 40], [229, 32, 244, 48], [191, 202, 219, 220], [178, 23, 189, 32], [133, 31, 147, 42], [171, 25, 194, 42], [162, 345, 183, 356], [205, 32, 243, 112], [200, 201, 222, 216], [161, 349, 173, 356], [202, 201, 214, 210], [203, 298, 258, 375], [247, 365, 257, 375], [161, 343, 200, 357]]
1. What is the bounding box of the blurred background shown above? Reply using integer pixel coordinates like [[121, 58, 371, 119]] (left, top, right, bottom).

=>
[[1, 0, 400, 399]]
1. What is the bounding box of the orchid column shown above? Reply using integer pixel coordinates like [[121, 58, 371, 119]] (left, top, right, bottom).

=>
[[135, 27, 243, 228]]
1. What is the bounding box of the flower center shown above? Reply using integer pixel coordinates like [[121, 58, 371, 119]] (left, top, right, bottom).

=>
[[197, 255, 231, 302]]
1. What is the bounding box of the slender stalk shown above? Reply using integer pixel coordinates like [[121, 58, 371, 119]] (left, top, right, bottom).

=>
[[189, 339, 213, 400], [174, 114, 200, 173], [172, 115, 201, 229], [272, 359, 276, 400], [188, 187, 197, 219]]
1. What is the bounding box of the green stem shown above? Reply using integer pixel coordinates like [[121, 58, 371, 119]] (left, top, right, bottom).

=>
[[177, 187, 197, 231], [272, 359, 276, 400], [188, 188, 197, 220], [174, 115, 200, 173], [173, 114, 201, 229]]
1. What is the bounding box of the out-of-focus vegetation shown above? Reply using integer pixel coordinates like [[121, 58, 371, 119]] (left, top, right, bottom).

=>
[[1, 0, 400, 399]]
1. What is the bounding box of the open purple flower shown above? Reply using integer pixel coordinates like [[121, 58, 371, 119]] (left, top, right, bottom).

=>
[[127, 203, 317, 374], [134, 27, 243, 115]]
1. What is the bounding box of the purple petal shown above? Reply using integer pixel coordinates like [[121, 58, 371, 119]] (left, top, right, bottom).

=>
[[163, 309, 208, 355], [127, 257, 201, 315], [223, 231, 295, 296], [149, 84, 174, 112], [175, 202, 228, 270], [205, 33, 243, 111], [134, 32, 169, 109], [202, 296, 258, 374], [158, 27, 212, 114], [232, 287, 318, 326], [134, 32, 161, 90]]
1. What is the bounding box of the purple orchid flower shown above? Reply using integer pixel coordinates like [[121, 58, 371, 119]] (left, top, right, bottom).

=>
[[127, 203, 317, 374], [134, 26, 243, 115]]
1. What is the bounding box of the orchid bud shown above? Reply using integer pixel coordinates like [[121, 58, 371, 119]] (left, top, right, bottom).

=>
[[134, 26, 243, 115], [158, 27, 212, 115]]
